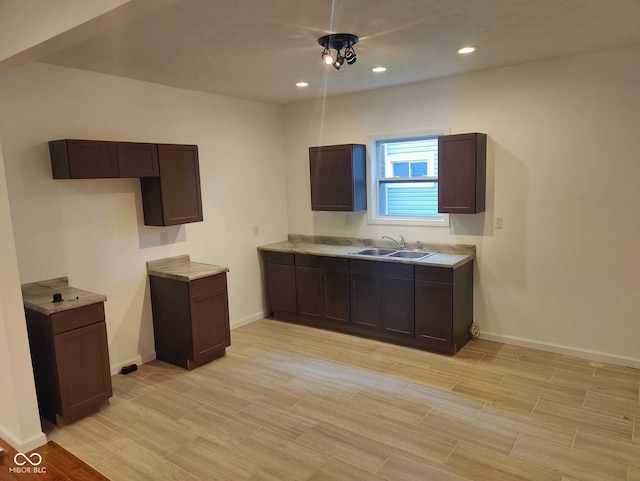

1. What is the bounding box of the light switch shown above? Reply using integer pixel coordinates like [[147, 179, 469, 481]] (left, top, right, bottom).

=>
[[494, 217, 503, 229]]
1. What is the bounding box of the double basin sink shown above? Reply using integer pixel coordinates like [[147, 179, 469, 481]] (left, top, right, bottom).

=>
[[349, 248, 437, 260]]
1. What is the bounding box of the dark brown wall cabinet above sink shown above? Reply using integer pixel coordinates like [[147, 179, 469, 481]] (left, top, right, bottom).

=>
[[438, 133, 487, 214], [49, 139, 203, 226], [309, 144, 367, 212]]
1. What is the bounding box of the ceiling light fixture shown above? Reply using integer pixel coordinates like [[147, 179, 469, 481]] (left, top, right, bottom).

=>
[[296, 81, 309, 87], [318, 33, 359, 70], [372, 66, 387, 73], [457, 46, 477, 54]]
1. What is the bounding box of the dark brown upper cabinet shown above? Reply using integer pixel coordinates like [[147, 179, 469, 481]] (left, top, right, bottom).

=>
[[438, 133, 487, 214], [140, 144, 203, 226], [117, 142, 159, 177], [309, 144, 366, 212], [50, 140, 119, 178], [49, 139, 203, 226]]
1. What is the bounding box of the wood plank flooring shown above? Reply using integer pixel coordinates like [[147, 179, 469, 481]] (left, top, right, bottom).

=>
[[0, 437, 109, 481], [41, 318, 640, 481]]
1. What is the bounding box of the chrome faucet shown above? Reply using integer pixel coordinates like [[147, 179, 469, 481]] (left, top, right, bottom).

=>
[[382, 235, 405, 250]]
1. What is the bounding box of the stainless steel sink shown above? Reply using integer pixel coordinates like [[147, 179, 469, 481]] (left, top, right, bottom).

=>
[[350, 248, 437, 260], [388, 251, 434, 259], [351, 248, 397, 256]]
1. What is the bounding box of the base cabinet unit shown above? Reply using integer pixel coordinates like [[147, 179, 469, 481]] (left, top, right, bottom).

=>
[[24, 303, 112, 425], [309, 144, 367, 212], [350, 259, 414, 340], [415, 262, 474, 354], [264, 251, 298, 320], [149, 272, 230, 370], [438, 133, 487, 214], [295, 254, 350, 328], [261, 248, 475, 356]]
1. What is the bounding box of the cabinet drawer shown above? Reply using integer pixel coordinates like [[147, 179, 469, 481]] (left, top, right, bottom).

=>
[[295, 254, 348, 271], [51, 303, 105, 335], [349, 259, 414, 279], [189, 273, 227, 297], [263, 251, 295, 265], [415, 266, 453, 284]]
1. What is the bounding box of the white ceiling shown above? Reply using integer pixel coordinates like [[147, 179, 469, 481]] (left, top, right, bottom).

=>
[[40, 0, 640, 104]]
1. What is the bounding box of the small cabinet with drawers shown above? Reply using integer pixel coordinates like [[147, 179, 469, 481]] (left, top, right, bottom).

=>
[[24, 299, 112, 425], [149, 271, 230, 370]]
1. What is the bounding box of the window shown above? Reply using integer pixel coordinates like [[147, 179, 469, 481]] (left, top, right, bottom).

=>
[[369, 134, 448, 226]]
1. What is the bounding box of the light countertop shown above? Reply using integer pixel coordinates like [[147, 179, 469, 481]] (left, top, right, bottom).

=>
[[21, 277, 107, 315], [147, 255, 229, 282], [258, 235, 475, 269]]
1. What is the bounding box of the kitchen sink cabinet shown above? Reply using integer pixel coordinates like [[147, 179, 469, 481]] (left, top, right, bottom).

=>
[[295, 254, 349, 328], [24, 302, 112, 425], [438, 133, 487, 214], [260, 248, 474, 356], [350, 259, 415, 339], [149, 272, 230, 370], [309, 144, 366, 212], [415, 261, 473, 354], [263, 251, 297, 320], [141, 144, 203, 226]]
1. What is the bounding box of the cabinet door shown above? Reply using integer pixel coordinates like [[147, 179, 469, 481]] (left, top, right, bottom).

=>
[[309, 144, 366, 211], [266, 263, 297, 315], [438, 133, 486, 214], [296, 266, 323, 321], [67, 140, 119, 178], [350, 272, 381, 330], [415, 280, 453, 352], [323, 269, 350, 325], [117, 142, 159, 177], [141, 144, 203, 225], [380, 277, 414, 338], [53, 322, 112, 419], [190, 286, 230, 360]]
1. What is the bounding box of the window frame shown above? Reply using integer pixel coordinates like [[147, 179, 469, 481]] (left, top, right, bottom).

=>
[[367, 130, 450, 227]]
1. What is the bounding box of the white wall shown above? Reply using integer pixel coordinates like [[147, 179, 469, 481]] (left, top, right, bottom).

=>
[[0, 142, 46, 452], [284, 45, 640, 366], [0, 62, 287, 374]]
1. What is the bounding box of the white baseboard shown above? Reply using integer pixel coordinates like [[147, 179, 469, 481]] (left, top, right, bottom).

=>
[[480, 331, 640, 369], [110, 351, 156, 376], [230, 311, 266, 330], [0, 425, 47, 453]]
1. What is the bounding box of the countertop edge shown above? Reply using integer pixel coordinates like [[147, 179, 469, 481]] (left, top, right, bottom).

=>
[[257, 243, 474, 269]]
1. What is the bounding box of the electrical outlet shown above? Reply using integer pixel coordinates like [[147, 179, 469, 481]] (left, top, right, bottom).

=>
[[494, 217, 503, 229], [160, 231, 169, 245], [345, 214, 352, 225], [253, 225, 259, 236]]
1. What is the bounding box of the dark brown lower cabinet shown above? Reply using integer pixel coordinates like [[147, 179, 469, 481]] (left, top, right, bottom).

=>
[[25, 303, 112, 425], [350, 259, 414, 339], [149, 272, 230, 370], [415, 262, 473, 354], [295, 254, 349, 328], [264, 251, 297, 320], [261, 250, 474, 356]]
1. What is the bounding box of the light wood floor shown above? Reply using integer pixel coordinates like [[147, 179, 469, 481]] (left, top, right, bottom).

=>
[[45, 318, 640, 481]]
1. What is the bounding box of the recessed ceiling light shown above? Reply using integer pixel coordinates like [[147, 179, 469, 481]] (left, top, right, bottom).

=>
[[295, 81, 309, 87], [457, 46, 477, 54], [372, 67, 387, 73]]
